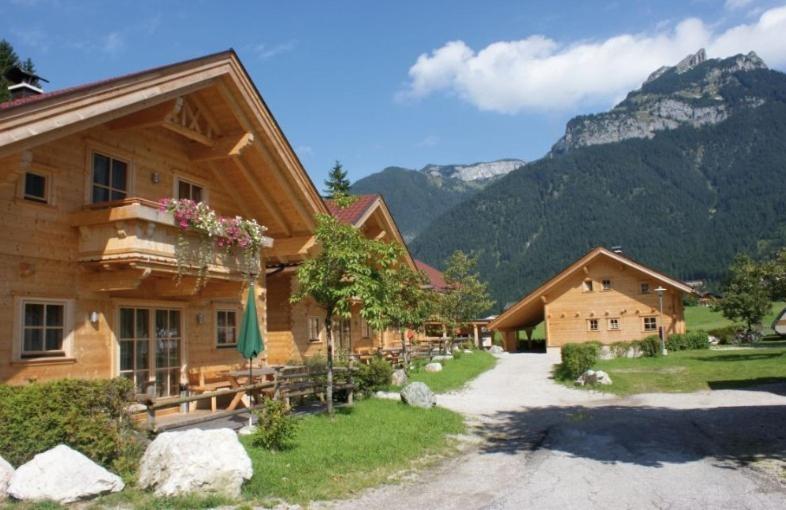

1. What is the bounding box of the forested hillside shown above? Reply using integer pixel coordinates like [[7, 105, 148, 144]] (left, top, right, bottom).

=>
[[411, 59, 786, 310]]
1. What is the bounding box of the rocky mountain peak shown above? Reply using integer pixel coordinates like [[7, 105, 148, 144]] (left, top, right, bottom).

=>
[[421, 159, 526, 182], [551, 50, 772, 155]]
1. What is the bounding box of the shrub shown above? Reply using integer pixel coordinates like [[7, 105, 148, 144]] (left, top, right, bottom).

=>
[[460, 340, 475, 351], [356, 355, 394, 393], [560, 342, 599, 379], [251, 399, 299, 450], [708, 325, 740, 345], [667, 330, 710, 351], [610, 341, 632, 358], [0, 378, 142, 477], [452, 349, 464, 360], [638, 335, 662, 357]]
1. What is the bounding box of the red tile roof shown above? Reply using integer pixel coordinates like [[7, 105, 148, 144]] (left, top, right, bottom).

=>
[[415, 259, 448, 290], [324, 194, 379, 225]]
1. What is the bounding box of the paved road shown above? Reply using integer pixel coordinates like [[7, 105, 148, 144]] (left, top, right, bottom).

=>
[[328, 352, 786, 510]]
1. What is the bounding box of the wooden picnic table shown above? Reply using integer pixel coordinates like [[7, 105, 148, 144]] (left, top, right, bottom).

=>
[[225, 366, 279, 410]]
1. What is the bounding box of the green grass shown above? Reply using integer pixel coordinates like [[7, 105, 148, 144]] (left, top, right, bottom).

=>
[[241, 398, 464, 503], [575, 343, 786, 396], [684, 301, 786, 334], [405, 350, 497, 393]]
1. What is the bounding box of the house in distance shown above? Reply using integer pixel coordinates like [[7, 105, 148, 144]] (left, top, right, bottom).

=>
[[489, 247, 695, 352]]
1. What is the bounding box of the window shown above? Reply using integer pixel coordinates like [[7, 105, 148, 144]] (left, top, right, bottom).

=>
[[91, 152, 128, 203], [587, 318, 599, 331], [216, 310, 237, 347], [335, 317, 352, 351], [361, 318, 373, 338], [23, 172, 48, 203], [177, 178, 204, 202], [21, 301, 65, 358], [643, 317, 658, 331], [583, 280, 594, 292], [119, 306, 181, 397], [308, 317, 322, 342], [640, 282, 650, 294], [602, 279, 612, 291], [608, 318, 620, 330]]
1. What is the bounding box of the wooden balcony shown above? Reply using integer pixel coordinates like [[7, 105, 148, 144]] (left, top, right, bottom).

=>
[[71, 198, 265, 285]]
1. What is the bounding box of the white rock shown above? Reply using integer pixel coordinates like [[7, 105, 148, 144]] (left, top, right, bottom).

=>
[[463, 349, 474, 354], [8, 444, 124, 504], [391, 369, 408, 386], [138, 428, 252, 498], [424, 362, 443, 373], [374, 390, 401, 401], [0, 455, 13, 502], [575, 369, 613, 386], [488, 345, 504, 354], [431, 355, 453, 362], [400, 382, 436, 409], [709, 335, 720, 345]]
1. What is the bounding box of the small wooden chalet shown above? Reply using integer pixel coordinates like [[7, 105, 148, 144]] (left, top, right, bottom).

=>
[[489, 247, 695, 351], [0, 51, 327, 398]]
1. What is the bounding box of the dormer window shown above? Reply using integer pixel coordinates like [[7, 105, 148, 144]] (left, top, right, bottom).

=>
[[583, 280, 594, 292], [602, 279, 612, 291]]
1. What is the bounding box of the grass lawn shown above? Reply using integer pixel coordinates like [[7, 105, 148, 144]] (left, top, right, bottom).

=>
[[684, 301, 786, 334], [581, 343, 786, 396], [404, 350, 496, 393], [241, 398, 464, 504]]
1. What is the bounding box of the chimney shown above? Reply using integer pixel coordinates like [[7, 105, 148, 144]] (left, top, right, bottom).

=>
[[4, 65, 48, 100], [611, 245, 624, 255]]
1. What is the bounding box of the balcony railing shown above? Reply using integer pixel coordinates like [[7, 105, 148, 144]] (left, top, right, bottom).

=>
[[70, 198, 258, 278]]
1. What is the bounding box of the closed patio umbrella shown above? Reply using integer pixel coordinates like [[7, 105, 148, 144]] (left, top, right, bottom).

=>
[[237, 282, 264, 427]]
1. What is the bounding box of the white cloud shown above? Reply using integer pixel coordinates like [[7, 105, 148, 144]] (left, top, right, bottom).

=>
[[725, 0, 754, 10], [399, 5, 786, 113], [251, 41, 296, 61]]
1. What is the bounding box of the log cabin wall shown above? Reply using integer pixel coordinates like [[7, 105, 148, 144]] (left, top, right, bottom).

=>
[[544, 256, 685, 347], [0, 124, 267, 387]]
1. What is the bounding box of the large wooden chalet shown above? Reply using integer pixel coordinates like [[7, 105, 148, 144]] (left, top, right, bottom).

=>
[[0, 51, 414, 401]]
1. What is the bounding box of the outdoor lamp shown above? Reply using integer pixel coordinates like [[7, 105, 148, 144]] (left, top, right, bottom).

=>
[[89, 311, 100, 324], [654, 286, 667, 355]]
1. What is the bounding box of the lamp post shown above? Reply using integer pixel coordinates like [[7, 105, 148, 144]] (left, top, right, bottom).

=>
[[654, 286, 667, 355]]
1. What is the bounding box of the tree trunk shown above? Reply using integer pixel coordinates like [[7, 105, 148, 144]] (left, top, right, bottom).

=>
[[325, 314, 335, 417], [400, 327, 408, 369]]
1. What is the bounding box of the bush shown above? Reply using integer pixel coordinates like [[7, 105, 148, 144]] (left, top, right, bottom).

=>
[[356, 355, 394, 393], [452, 349, 464, 359], [638, 335, 662, 357], [667, 330, 710, 351], [610, 341, 632, 358], [459, 340, 475, 351], [560, 342, 600, 379], [0, 378, 142, 477], [251, 399, 299, 450], [708, 325, 740, 345]]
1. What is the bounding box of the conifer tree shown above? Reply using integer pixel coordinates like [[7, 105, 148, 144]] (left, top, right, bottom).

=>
[[0, 39, 21, 102], [324, 161, 351, 199]]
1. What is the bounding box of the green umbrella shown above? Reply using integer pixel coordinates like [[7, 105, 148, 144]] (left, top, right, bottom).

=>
[[237, 282, 264, 425]]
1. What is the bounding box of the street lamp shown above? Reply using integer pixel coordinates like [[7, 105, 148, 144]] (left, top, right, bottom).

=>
[[654, 286, 667, 355]]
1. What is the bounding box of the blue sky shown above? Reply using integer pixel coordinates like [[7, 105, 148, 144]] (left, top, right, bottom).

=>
[[3, 0, 786, 188]]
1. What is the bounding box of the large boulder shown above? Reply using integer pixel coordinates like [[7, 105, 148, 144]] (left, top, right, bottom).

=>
[[8, 444, 124, 504], [489, 345, 504, 354], [431, 355, 453, 362], [138, 428, 252, 498], [400, 382, 436, 409], [424, 362, 443, 373], [391, 369, 408, 386], [0, 455, 13, 502], [575, 369, 613, 386]]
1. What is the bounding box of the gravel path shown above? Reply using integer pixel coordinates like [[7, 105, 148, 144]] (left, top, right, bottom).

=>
[[326, 352, 786, 510]]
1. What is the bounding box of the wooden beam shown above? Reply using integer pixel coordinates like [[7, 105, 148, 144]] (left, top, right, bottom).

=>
[[160, 119, 215, 146], [215, 82, 315, 231], [85, 268, 152, 292], [232, 158, 292, 236], [189, 131, 254, 162], [106, 99, 180, 130], [374, 230, 387, 241], [266, 235, 316, 260], [206, 162, 255, 219]]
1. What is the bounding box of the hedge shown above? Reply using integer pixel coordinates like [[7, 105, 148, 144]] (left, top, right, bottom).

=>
[[0, 378, 143, 478], [560, 342, 600, 379], [666, 330, 710, 351]]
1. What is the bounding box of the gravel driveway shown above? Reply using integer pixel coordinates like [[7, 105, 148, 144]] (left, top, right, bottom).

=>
[[327, 352, 786, 510]]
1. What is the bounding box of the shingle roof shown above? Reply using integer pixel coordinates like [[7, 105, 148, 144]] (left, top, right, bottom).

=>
[[415, 259, 448, 290], [324, 194, 379, 225]]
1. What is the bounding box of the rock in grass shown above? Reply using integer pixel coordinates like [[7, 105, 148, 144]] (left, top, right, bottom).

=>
[[8, 444, 124, 504], [391, 368, 408, 386], [0, 455, 13, 502], [138, 428, 252, 498], [575, 369, 613, 386], [489, 345, 504, 354], [424, 362, 443, 373], [432, 355, 453, 362], [400, 382, 436, 408]]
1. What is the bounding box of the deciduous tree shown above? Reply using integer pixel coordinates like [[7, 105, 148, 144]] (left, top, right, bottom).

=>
[[717, 254, 771, 335], [436, 251, 494, 348]]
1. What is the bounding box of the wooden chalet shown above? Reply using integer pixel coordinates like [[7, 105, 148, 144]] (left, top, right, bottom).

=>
[[489, 247, 694, 352], [0, 51, 328, 401]]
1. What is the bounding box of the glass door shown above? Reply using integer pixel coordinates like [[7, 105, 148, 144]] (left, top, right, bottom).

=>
[[119, 307, 182, 397]]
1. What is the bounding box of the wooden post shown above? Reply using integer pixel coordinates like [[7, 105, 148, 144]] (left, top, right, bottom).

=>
[[147, 405, 156, 433], [473, 324, 480, 348]]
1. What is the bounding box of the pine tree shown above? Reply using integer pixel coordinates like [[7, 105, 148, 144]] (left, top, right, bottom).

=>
[[0, 39, 21, 102], [324, 161, 351, 199], [21, 58, 39, 87]]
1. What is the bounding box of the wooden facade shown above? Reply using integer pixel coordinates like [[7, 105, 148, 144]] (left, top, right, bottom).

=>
[[0, 51, 327, 395], [489, 247, 694, 351]]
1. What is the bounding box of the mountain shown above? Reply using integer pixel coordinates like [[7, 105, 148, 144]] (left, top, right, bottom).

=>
[[410, 50, 786, 310], [351, 159, 525, 241]]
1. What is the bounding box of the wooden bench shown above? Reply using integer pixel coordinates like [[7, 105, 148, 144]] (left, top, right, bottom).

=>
[[187, 364, 237, 412], [276, 365, 356, 409]]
